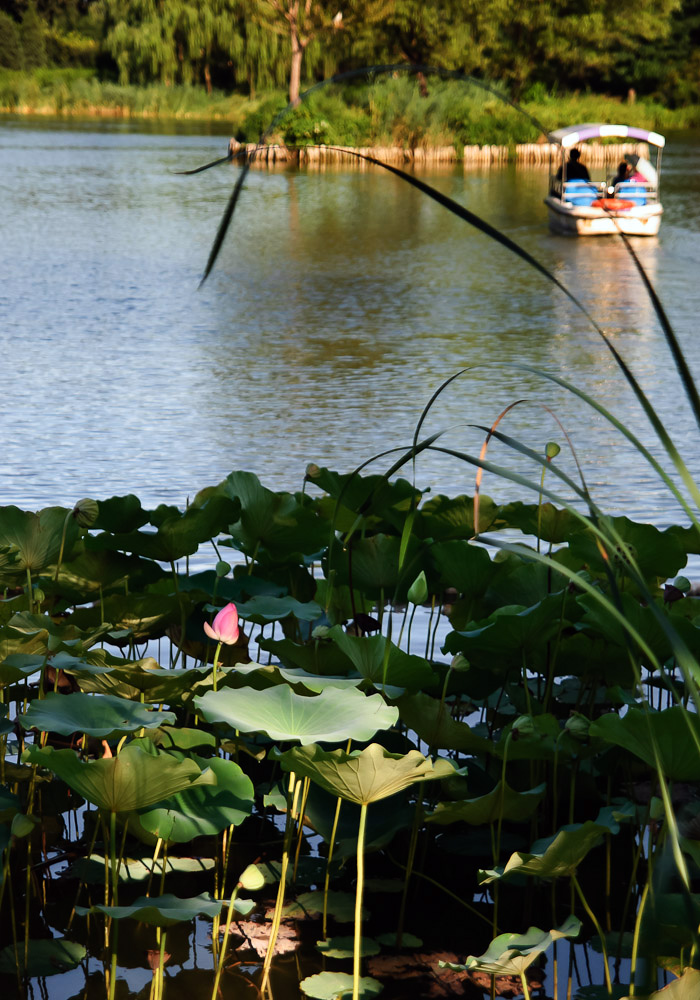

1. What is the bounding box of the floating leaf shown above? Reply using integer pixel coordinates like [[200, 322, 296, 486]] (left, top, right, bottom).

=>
[[317, 937, 381, 959], [442, 915, 581, 976], [300, 971, 383, 999], [195, 685, 398, 746], [20, 692, 175, 738], [76, 892, 225, 926], [68, 853, 215, 884], [590, 707, 700, 782], [0, 938, 86, 976], [282, 891, 360, 923], [427, 781, 547, 826], [375, 932, 423, 948]]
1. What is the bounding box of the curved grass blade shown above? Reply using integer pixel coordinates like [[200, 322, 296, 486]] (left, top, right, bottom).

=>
[[173, 151, 234, 175]]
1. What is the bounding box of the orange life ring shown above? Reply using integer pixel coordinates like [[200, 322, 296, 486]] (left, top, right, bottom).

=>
[[591, 198, 635, 211]]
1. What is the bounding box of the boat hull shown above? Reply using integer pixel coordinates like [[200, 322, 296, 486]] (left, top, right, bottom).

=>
[[544, 197, 663, 236]]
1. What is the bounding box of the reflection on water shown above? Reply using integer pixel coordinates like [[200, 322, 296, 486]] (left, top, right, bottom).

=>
[[1, 117, 699, 532]]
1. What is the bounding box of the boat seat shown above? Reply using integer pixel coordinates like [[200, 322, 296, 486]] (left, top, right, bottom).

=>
[[616, 181, 647, 206], [563, 181, 598, 207]]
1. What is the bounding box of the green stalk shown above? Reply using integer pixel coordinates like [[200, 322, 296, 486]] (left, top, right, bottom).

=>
[[353, 802, 368, 1000], [323, 795, 343, 941], [395, 798, 423, 948], [211, 878, 241, 999], [26, 566, 33, 615], [212, 641, 222, 693], [629, 879, 650, 997], [520, 970, 532, 1000], [572, 873, 612, 995], [261, 772, 301, 992]]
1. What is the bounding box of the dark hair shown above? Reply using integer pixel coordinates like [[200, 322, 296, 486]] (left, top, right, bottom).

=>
[[617, 161, 628, 172], [569, 149, 581, 161]]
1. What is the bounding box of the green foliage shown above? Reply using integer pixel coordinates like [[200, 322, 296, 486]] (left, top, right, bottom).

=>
[[20, 1, 47, 69], [0, 12, 23, 70]]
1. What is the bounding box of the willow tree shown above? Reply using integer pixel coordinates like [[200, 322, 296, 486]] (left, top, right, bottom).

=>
[[251, 0, 391, 105]]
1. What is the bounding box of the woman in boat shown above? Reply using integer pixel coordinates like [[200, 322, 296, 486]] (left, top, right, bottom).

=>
[[556, 148, 591, 181], [611, 161, 630, 192]]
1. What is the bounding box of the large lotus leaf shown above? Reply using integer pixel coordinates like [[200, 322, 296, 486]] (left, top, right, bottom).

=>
[[620, 969, 700, 1000], [22, 743, 215, 812], [396, 692, 492, 754], [566, 516, 687, 584], [51, 547, 163, 598], [92, 494, 148, 533], [65, 658, 213, 703], [590, 707, 700, 782], [479, 820, 614, 883], [427, 781, 547, 827], [0, 938, 86, 976], [328, 626, 437, 693], [578, 593, 700, 668], [300, 971, 383, 1000], [69, 853, 215, 883], [497, 501, 586, 544], [195, 684, 398, 745], [276, 743, 454, 805], [235, 594, 323, 624], [0, 652, 48, 687], [414, 493, 500, 540], [0, 505, 79, 577], [444, 591, 575, 663], [233, 662, 363, 694], [76, 892, 226, 926], [218, 471, 328, 558], [429, 539, 496, 599], [301, 781, 414, 858], [493, 714, 562, 762], [442, 915, 581, 977], [135, 754, 254, 842], [259, 637, 355, 676], [20, 692, 175, 738], [325, 533, 422, 602], [89, 495, 240, 563], [69, 592, 184, 641], [307, 465, 419, 522]]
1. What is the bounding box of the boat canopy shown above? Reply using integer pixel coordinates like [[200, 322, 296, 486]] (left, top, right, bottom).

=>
[[547, 123, 666, 149]]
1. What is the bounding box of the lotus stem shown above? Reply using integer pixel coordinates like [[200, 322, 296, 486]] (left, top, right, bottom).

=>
[[629, 878, 650, 997], [292, 776, 310, 882], [212, 641, 222, 693], [212, 878, 241, 999], [353, 802, 368, 1000], [395, 797, 423, 948], [571, 873, 611, 994], [261, 772, 301, 992], [520, 970, 532, 1000], [323, 795, 343, 941], [26, 566, 33, 615]]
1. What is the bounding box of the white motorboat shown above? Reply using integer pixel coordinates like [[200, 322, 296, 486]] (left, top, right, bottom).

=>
[[544, 123, 665, 236]]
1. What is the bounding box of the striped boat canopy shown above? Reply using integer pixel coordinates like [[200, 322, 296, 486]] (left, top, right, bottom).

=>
[[547, 123, 666, 149]]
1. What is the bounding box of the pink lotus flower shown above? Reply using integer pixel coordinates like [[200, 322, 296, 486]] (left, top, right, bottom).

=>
[[204, 603, 239, 645]]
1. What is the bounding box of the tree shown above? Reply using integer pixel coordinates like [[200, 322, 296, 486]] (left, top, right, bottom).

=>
[[251, 0, 391, 106], [20, 1, 47, 68], [0, 12, 23, 69]]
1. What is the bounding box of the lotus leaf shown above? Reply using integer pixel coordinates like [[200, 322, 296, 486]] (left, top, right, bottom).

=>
[[306, 466, 420, 523], [0, 505, 79, 579], [300, 971, 383, 999], [275, 743, 454, 805], [259, 636, 355, 676], [300, 782, 415, 858], [235, 594, 323, 623], [22, 743, 215, 812], [479, 820, 615, 882], [0, 787, 19, 822], [0, 938, 86, 976], [427, 781, 547, 826], [234, 662, 363, 693], [328, 626, 437, 692], [0, 652, 47, 687], [221, 471, 328, 557], [317, 937, 380, 958], [566, 516, 687, 585], [621, 968, 700, 999], [375, 932, 422, 947], [579, 593, 700, 667], [498, 501, 585, 543], [416, 492, 500, 540], [444, 592, 576, 661], [134, 754, 254, 842], [195, 685, 398, 745], [76, 892, 228, 926], [441, 915, 581, 976], [92, 494, 148, 533], [68, 853, 216, 883], [590, 707, 700, 781], [396, 692, 492, 754], [282, 891, 362, 922], [52, 547, 163, 598], [326, 533, 421, 601], [429, 539, 496, 600], [68, 592, 184, 642], [20, 692, 176, 737]]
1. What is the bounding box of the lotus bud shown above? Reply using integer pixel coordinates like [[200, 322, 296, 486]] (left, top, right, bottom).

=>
[[305, 463, 321, 479], [215, 560, 231, 578], [565, 712, 590, 740], [673, 576, 691, 594], [204, 602, 240, 645], [312, 625, 330, 639], [545, 442, 561, 461], [72, 498, 99, 528], [512, 715, 536, 738], [450, 654, 469, 672], [407, 571, 428, 606]]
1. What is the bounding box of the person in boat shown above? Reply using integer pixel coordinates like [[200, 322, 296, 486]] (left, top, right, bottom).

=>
[[611, 161, 630, 189], [556, 148, 591, 182]]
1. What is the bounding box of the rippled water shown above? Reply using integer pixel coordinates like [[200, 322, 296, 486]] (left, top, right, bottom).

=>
[[1, 116, 699, 532]]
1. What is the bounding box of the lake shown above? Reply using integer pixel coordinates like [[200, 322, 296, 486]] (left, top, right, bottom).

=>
[[1, 116, 700, 536]]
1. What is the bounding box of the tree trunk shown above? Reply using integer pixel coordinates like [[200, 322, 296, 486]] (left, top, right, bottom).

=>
[[204, 61, 212, 94], [289, 31, 303, 106]]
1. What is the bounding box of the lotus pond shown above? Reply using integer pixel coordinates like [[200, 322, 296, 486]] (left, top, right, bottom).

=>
[[3, 457, 700, 1000]]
